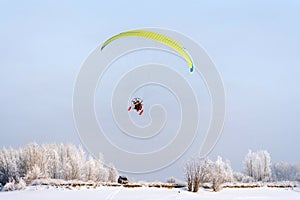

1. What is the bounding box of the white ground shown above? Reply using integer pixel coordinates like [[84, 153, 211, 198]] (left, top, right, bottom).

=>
[[0, 186, 299, 200]]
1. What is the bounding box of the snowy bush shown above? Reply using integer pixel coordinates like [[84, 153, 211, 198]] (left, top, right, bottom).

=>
[[244, 150, 272, 181], [15, 178, 27, 190], [166, 177, 176, 184], [1, 177, 27, 192], [3, 182, 15, 192], [2, 179, 15, 191], [242, 175, 255, 183], [27, 164, 45, 182], [233, 172, 244, 182], [233, 172, 254, 183], [166, 177, 184, 184]]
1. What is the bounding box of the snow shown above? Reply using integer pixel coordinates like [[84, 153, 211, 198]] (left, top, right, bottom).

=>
[[0, 186, 299, 200]]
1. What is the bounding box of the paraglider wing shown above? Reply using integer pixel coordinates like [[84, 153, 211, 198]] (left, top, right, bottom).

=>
[[101, 30, 194, 73]]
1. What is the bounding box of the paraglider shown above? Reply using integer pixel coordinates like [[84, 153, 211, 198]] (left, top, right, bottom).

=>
[[128, 97, 144, 115], [101, 30, 194, 73]]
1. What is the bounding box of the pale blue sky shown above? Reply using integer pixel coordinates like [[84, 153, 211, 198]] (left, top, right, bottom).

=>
[[0, 0, 300, 180]]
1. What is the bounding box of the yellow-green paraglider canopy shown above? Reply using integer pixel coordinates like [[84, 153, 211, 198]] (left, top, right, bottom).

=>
[[101, 30, 194, 73]]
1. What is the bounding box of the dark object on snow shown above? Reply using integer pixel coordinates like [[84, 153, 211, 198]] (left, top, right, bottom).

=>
[[118, 176, 129, 184]]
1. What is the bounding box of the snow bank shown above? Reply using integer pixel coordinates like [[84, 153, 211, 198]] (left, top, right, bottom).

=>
[[0, 186, 300, 200]]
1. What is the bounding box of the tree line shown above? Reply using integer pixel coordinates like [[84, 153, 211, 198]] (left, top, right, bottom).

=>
[[184, 150, 300, 192], [1, 144, 299, 192], [0, 143, 118, 187]]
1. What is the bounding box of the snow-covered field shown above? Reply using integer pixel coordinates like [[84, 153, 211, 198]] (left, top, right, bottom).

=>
[[0, 186, 299, 200]]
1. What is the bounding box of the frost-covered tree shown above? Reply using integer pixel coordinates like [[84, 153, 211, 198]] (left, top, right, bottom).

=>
[[244, 150, 271, 181], [84, 154, 108, 182], [65, 144, 85, 180], [209, 157, 233, 192], [184, 159, 194, 191], [21, 143, 45, 177], [184, 156, 232, 192], [43, 144, 60, 179], [58, 144, 86, 180], [260, 150, 272, 181], [107, 164, 118, 183], [95, 157, 108, 182], [59, 144, 71, 180], [184, 158, 209, 192], [85, 156, 97, 181]]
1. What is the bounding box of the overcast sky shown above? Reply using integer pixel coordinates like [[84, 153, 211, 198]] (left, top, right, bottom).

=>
[[0, 0, 299, 180]]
